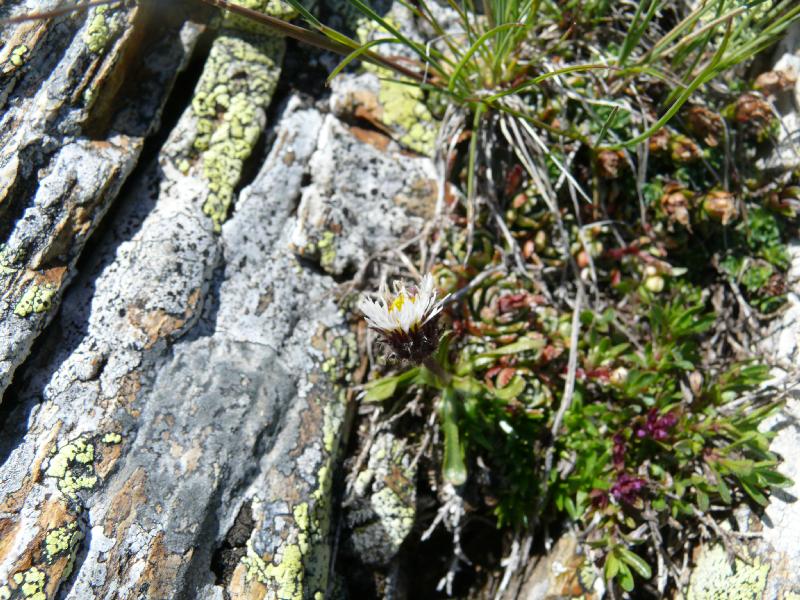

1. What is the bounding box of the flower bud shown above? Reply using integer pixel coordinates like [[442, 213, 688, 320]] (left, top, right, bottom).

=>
[[660, 183, 692, 228], [644, 274, 665, 293], [596, 149, 626, 179], [754, 70, 796, 97], [702, 190, 738, 225], [610, 367, 629, 386], [734, 92, 772, 126], [670, 134, 702, 163], [685, 105, 723, 147]]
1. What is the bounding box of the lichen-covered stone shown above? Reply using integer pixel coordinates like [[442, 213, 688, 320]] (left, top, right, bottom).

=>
[[346, 432, 417, 566], [84, 5, 125, 54], [0, 2, 446, 599], [0, 89, 378, 599], [178, 1, 290, 231], [0, 2, 204, 399], [686, 545, 770, 600], [290, 113, 437, 276]]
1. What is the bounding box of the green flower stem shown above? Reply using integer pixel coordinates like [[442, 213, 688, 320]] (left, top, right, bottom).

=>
[[422, 355, 451, 386], [438, 386, 467, 486]]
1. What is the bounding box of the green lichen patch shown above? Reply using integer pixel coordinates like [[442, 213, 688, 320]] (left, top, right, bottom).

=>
[[184, 2, 289, 231], [222, 0, 296, 32], [8, 567, 46, 600], [317, 327, 358, 384], [242, 540, 305, 600], [8, 45, 28, 69], [44, 522, 84, 565], [13, 282, 57, 318], [0, 244, 21, 276], [346, 432, 416, 564], [375, 80, 437, 156], [101, 432, 122, 445], [239, 379, 346, 598], [354, 15, 438, 156], [686, 544, 770, 600], [84, 5, 124, 54], [44, 436, 98, 500], [317, 230, 338, 273]]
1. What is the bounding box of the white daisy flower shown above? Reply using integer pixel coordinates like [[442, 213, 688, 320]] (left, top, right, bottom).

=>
[[358, 273, 447, 362]]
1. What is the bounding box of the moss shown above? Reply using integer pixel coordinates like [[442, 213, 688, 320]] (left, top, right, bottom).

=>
[[686, 544, 770, 600], [45, 436, 98, 500], [84, 5, 123, 54], [13, 283, 57, 318], [186, 1, 291, 231]]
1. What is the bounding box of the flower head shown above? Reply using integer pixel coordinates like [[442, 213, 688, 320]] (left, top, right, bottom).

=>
[[634, 408, 677, 441], [611, 473, 647, 506], [358, 273, 446, 362]]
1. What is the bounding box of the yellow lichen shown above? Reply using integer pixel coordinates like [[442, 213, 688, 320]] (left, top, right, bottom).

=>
[[45, 436, 98, 499], [44, 522, 82, 562], [14, 282, 57, 318], [13, 567, 46, 600], [185, 1, 290, 231], [242, 540, 305, 600], [354, 14, 438, 156], [0, 244, 20, 276], [102, 432, 122, 445], [317, 231, 337, 272], [8, 45, 28, 68], [84, 5, 123, 54], [686, 544, 770, 600]]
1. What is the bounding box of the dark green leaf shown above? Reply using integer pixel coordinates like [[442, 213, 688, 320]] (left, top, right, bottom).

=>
[[618, 547, 652, 579]]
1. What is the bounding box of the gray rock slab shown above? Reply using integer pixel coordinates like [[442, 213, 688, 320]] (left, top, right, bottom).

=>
[[0, 2, 203, 399]]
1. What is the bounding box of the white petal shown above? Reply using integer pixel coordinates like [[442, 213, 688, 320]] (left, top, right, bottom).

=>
[[358, 296, 395, 331]]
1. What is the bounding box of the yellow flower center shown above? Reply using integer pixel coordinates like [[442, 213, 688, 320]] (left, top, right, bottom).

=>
[[389, 293, 415, 313]]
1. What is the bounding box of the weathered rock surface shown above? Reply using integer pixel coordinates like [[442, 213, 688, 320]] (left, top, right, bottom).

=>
[[0, 0, 202, 398], [290, 112, 437, 277]]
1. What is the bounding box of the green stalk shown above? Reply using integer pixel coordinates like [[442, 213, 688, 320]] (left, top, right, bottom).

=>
[[438, 387, 467, 486]]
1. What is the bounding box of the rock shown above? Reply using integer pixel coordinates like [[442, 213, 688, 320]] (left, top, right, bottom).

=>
[[0, 87, 353, 598], [0, 1, 203, 400], [290, 113, 437, 277], [345, 432, 417, 566], [0, 0, 443, 594], [0, 0, 411, 595]]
